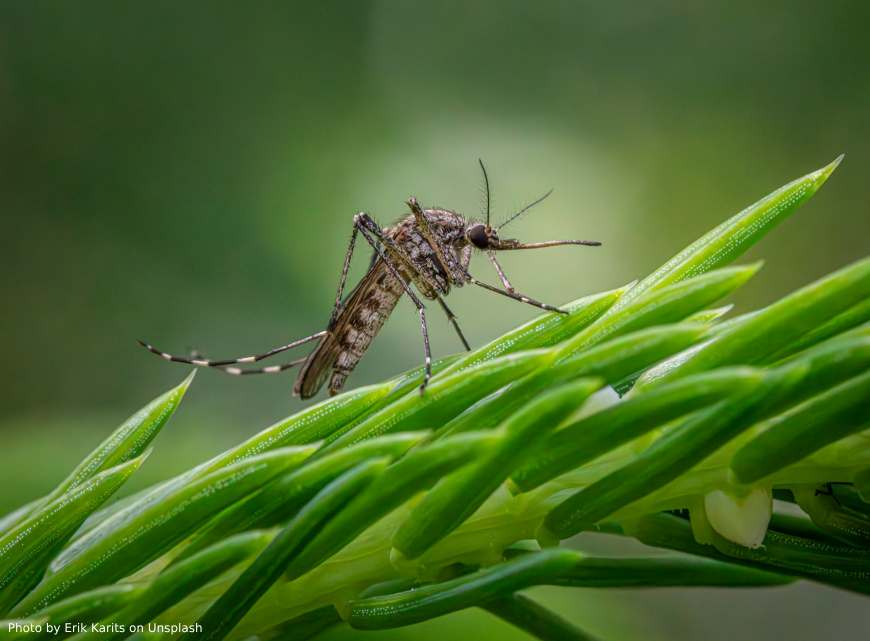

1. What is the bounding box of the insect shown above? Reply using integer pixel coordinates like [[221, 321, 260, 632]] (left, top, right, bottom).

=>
[[140, 161, 601, 398]]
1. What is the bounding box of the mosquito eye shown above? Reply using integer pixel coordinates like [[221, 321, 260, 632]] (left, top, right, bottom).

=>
[[468, 224, 489, 249]]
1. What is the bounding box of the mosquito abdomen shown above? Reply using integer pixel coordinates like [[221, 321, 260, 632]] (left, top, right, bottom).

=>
[[294, 259, 405, 398]]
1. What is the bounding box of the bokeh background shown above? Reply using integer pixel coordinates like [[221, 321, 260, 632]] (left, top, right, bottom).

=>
[[2, 2, 869, 639]]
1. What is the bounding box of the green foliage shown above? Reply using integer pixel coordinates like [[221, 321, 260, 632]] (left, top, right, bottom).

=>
[[2, 158, 868, 641], [393, 380, 602, 560], [70, 532, 272, 641]]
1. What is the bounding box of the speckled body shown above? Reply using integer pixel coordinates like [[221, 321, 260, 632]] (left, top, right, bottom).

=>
[[295, 208, 473, 397]]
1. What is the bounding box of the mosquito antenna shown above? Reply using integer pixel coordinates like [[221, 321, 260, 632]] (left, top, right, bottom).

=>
[[478, 158, 491, 227], [497, 189, 553, 231]]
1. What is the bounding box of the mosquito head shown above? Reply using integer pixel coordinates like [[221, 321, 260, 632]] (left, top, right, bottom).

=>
[[467, 186, 601, 251], [465, 224, 528, 251], [465, 222, 500, 250], [466, 220, 601, 252]]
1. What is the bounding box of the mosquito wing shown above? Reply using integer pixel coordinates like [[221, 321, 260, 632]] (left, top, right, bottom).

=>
[[293, 329, 339, 399], [294, 258, 404, 398]]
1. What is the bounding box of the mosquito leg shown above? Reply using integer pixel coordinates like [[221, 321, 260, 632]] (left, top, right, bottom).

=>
[[486, 251, 515, 293], [436, 296, 471, 351], [466, 276, 568, 315], [417, 307, 433, 394], [220, 356, 309, 376], [328, 225, 360, 328], [354, 214, 433, 393], [138, 330, 327, 369]]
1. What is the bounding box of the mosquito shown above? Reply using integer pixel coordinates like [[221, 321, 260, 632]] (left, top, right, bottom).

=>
[[139, 161, 601, 398]]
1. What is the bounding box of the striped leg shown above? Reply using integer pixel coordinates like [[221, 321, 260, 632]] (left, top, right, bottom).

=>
[[328, 225, 360, 328], [148, 354, 309, 376], [220, 356, 309, 376], [466, 276, 567, 315], [436, 295, 471, 351], [353, 213, 433, 393], [138, 330, 327, 374], [487, 251, 516, 293]]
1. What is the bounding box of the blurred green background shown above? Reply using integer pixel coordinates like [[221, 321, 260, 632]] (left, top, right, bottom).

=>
[[1, 2, 869, 639]]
